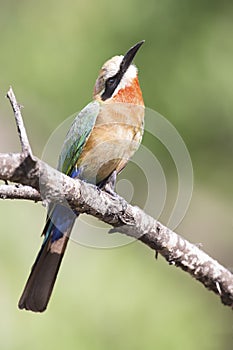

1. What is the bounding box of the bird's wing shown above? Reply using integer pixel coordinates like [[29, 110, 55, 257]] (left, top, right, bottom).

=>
[[58, 101, 100, 176]]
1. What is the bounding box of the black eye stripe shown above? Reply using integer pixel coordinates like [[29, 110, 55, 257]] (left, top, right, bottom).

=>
[[101, 72, 122, 101]]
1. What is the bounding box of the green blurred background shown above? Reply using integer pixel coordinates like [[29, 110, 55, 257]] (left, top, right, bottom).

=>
[[0, 0, 233, 349]]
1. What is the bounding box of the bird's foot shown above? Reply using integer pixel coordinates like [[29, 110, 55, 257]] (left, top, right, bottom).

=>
[[98, 170, 117, 197]]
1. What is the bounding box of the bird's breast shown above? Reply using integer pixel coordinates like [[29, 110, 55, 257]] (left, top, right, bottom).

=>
[[76, 102, 144, 184]]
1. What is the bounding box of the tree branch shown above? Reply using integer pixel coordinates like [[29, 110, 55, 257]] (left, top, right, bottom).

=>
[[0, 184, 40, 201], [6, 87, 33, 157], [1, 88, 233, 309]]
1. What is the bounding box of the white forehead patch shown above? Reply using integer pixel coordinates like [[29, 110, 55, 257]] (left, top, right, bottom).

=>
[[102, 55, 138, 96], [102, 55, 124, 78]]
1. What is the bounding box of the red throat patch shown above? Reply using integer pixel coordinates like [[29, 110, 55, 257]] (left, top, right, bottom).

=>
[[112, 77, 144, 106]]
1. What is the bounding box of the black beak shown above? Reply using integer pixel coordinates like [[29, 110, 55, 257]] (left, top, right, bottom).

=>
[[120, 40, 145, 75]]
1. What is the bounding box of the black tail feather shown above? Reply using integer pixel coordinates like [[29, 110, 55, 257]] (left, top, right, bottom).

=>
[[19, 206, 76, 312], [18, 234, 70, 312]]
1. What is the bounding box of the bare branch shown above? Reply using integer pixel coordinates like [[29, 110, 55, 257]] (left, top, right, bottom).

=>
[[0, 184, 40, 201], [6, 87, 33, 157], [1, 88, 233, 309], [0, 151, 233, 308]]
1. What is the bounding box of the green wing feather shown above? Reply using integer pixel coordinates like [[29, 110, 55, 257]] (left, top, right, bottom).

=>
[[58, 101, 100, 176]]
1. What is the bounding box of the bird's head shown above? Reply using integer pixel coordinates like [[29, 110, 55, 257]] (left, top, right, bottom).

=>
[[93, 41, 144, 105]]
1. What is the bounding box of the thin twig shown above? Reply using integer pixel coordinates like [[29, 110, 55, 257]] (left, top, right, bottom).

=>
[[6, 87, 32, 157]]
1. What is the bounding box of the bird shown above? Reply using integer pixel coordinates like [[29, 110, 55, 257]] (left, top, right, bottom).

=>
[[18, 40, 145, 312]]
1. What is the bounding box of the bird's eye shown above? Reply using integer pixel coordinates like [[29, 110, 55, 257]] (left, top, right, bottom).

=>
[[107, 77, 116, 86]]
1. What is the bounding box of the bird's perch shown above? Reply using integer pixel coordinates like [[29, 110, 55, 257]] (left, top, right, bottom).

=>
[[1, 88, 233, 309]]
